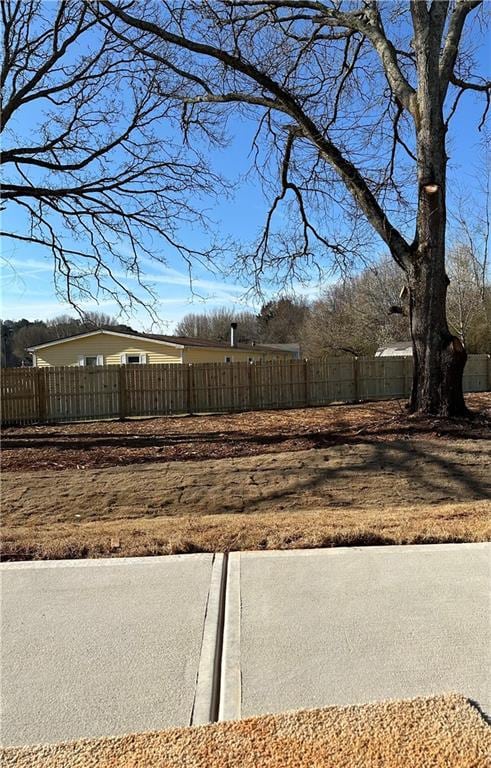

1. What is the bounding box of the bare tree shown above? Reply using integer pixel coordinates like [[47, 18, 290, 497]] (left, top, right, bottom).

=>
[[257, 296, 310, 343], [101, 0, 490, 415], [175, 307, 259, 341], [452, 137, 490, 305], [5, 311, 135, 364], [0, 0, 223, 319], [303, 257, 410, 357], [446, 244, 490, 351], [446, 141, 490, 350]]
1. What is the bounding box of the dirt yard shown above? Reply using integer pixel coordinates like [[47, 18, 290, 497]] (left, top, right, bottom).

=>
[[2, 394, 490, 560], [2, 393, 490, 471]]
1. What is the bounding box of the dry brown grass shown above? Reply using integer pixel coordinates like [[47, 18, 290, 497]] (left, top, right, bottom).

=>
[[2, 499, 489, 561], [2, 395, 490, 561]]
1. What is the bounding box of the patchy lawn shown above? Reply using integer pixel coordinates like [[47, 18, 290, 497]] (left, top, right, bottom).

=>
[[2, 500, 490, 562], [2, 392, 490, 472], [2, 403, 490, 560]]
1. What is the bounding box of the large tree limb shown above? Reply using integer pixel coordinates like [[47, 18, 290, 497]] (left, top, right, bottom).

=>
[[439, 0, 483, 98], [450, 74, 491, 92], [226, 0, 416, 113], [183, 92, 290, 113], [102, 0, 412, 264]]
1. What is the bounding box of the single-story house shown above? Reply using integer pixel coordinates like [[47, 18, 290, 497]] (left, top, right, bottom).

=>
[[375, 341, 413, 357], [28, 327, 297, 367]]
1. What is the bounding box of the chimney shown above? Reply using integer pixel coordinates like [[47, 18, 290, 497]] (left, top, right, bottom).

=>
[[230, 322, 238, 348]]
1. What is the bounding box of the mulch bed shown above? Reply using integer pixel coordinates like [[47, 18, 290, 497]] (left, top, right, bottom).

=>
[[2, 393, 489, 472]]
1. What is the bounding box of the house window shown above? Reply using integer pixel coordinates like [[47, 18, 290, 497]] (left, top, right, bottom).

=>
[[120, 353, 148, 364], [79, 355, 103, 366], [224, 356, 233, 363]]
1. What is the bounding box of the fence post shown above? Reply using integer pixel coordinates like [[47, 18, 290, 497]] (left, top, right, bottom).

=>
[[187, 364, 194, 415], [36, 368, 47, 423], [403, 356, 412, 398], [353, 357, 359, 402], [487, 354, 491, 391], [118, 365, 127, 419], [248, 362, 256, 410], [303, 359, 310, 406]]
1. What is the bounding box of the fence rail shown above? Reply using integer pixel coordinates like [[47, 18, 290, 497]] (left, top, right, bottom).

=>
[[1, 354, 490, 426]]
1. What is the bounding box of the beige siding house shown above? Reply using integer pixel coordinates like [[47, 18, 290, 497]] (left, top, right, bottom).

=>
[[28, 329, 296, 367]]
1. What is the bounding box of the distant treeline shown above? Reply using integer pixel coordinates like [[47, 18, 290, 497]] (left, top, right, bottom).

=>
[[176, 253, 490, 358], [0, 313, 135, 367], [2, 252, 489, 367]]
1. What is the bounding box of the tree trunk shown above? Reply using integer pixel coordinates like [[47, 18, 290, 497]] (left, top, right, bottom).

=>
[[407, 165, 468, 416], [407, 153, 468, 416], [408, 10, 468, 417], [408, 257, 468, 416]]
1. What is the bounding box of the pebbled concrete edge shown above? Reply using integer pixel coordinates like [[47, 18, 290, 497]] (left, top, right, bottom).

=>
[[219, 552, 242, 722], [0, 553, 213, 570], [235, 542, 491, 559], [191, 554, 225, 725]]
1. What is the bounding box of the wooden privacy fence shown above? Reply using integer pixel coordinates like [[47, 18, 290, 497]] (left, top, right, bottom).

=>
[[1, 354, 490, 426]]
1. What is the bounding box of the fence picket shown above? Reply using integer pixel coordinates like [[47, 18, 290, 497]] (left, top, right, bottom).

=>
[[1, 354, 489, 426]]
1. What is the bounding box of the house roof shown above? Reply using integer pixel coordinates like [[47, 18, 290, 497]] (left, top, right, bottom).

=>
[[27, 328, 293, 355]]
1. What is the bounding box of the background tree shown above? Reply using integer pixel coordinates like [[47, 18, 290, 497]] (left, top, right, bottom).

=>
[[446, 245, 490, 352], [103, 0, 490, 415], [303, 257, 410, 357], [1, 313, 135, 366], [447, 145, 490, 351], [0, 0, 222, 317], [257, 296, 310, 343], [0, 319, 31, 367], [175, 308, 260, 342], [302, 247, 490, 357], [175, 299, 308, 344]]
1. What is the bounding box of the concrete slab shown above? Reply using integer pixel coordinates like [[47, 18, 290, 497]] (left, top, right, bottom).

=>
[[1, 554, 221, 746], [220, 543, 490, 720]]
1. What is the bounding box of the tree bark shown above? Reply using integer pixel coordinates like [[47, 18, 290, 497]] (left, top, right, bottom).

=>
[[406, 4, 468, 416], [408, 257, 468, 416], [407, 180, 468, 417]]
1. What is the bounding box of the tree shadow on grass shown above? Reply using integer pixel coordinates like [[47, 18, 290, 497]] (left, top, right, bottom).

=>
[[3, 414, 490, 452]]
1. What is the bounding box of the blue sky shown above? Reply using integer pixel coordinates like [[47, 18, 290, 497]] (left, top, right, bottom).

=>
[[1, 112, 328, 330], [1, 8, 489, 332]]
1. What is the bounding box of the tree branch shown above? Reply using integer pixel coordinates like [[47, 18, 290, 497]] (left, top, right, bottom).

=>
[[103, 0, 412, 265], [226, 0, 417, 113], [440, 0, 483, 98]]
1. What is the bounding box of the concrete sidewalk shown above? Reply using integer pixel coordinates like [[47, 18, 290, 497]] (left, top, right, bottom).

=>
[[2, 543, 489, 747], [1, 554, 222, 746], [220, 543, 490, 720]]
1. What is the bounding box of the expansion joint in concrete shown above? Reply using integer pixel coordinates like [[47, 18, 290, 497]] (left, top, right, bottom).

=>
[[190, 553, 228, 725]]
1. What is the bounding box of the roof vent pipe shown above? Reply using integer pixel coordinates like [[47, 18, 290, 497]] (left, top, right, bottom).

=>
[[230, 322, 238, 348]]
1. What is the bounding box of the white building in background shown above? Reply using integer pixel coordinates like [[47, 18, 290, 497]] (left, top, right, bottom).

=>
[[263, 343, 301, 359], [375, 341, 413, 357]]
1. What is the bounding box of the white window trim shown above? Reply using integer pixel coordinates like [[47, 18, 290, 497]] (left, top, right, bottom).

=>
[[78, 355, 104, 366], [120, 353, 148, 365]]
